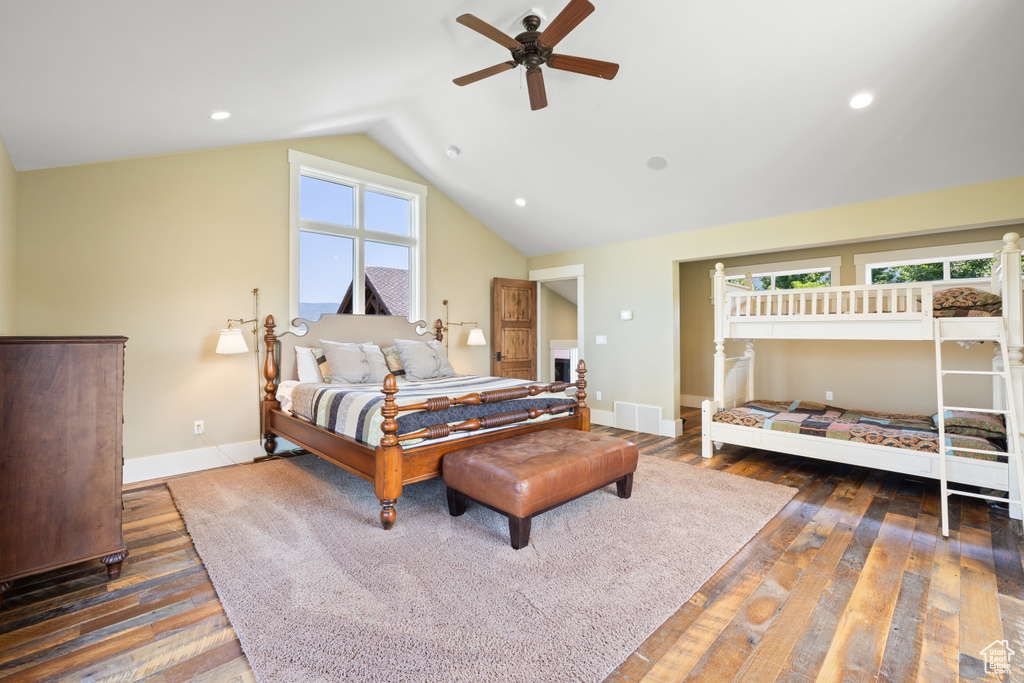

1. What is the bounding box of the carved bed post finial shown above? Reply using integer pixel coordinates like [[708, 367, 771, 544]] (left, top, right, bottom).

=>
[[262, 315, 279, 454], [434, 319, 444, 342], [574, 360, 590, 431], [375, 374, 403, 529]]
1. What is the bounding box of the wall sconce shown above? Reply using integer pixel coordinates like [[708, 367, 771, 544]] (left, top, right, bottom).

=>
[[216, 288, 261, 355], [442, 299, 487, 354]]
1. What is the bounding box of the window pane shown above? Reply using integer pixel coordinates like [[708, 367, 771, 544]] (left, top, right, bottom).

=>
[[364, 241, 410, 317], [300, 176, 354, 226], [299, 232, 353, 320], [951, 258, 992, 279], [365, 191, 410, 236], [871, 262, 944, 284], [774, 271, 831, 289]]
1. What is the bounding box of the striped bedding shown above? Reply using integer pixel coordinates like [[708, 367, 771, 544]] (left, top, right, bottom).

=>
[[711, 400, 1005, 461], [287, 375, 578, 446]]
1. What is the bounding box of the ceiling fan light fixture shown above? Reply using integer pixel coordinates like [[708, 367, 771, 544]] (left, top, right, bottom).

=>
[[849, 93, 873, 109]]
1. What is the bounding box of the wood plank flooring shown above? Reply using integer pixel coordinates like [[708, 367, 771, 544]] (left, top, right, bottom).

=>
[[2, 406, 1021, 681]]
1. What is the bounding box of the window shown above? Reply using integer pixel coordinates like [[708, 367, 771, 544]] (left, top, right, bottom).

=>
[[854, 239, 1013, 286], [289, 151, 427, 323], [716, 256, 840, 292]]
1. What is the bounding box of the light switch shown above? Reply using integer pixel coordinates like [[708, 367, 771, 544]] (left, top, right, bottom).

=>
[[596, 335, 607, 344], [619, 310, 633, 320]]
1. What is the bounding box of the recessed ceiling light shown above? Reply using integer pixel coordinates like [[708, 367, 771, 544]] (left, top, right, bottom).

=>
[[849, 93, 873, 109], [515, 198, 527, 207], [446, 145, 461, 158], [646, 156, 668, 170], [210, 111, 231, 120]]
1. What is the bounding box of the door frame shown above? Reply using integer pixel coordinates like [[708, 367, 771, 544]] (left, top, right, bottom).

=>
[[529, 264, 585, 382]]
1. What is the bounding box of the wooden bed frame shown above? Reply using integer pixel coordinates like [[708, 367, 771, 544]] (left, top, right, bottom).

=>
[[260, 313, 590, 530], [702, 232, 1024, 518]]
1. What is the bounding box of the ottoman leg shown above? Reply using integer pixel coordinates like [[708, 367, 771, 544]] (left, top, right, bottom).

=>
[[509, 516, 532, 550], [616, 473, 634, 499], [446, 487, 467, 516]]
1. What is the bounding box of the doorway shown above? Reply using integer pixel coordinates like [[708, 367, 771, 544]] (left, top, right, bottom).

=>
[[530, 265, 584, 383]]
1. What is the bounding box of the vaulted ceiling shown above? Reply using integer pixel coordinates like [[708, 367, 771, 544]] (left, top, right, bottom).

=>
[[1, 1, 1022, 257]]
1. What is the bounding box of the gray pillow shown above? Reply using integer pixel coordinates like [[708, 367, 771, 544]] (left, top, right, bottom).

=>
[[318, 340, 389, 384], [394, 339, 455, 380]]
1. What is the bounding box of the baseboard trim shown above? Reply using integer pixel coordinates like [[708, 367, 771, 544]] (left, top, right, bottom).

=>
[[123, 440, 265, 484]]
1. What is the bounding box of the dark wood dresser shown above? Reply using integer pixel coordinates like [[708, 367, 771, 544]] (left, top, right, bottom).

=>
[[0, 336, 129, 609]]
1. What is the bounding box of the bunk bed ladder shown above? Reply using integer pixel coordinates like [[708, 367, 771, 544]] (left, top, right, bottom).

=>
[[935, 319, 1024, 537]]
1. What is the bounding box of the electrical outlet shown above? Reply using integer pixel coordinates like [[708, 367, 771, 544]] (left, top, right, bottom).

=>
[[194, 420, 204, 435], [825, 391, 833, 401], [596, 391, 602, 400]]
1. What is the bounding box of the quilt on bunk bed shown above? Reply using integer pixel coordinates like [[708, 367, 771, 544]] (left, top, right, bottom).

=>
[[287, 375, 577, 446], [712, 400, 1007, 460]]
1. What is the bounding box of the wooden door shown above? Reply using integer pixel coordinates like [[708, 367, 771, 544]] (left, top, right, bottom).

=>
[[492, 278, 537, 380]]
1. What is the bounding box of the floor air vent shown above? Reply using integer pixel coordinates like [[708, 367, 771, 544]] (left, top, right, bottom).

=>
[[613, 402, 663, 434]]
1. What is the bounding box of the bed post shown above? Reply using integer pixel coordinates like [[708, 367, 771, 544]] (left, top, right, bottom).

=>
[[262, 315, 280, 455], [434, 319, 444, 342], [999, 233, 1023, 519], [574, 360, 590, 431], [704, 264, 727, 459], [375, 374, 403, 530]]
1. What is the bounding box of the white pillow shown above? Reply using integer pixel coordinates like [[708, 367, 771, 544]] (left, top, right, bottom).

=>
[[394, 339, 455, 380], [319, 340, 389, 384], [295, 346, 324, 383]]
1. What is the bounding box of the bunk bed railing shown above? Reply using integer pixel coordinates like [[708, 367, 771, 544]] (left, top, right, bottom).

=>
[[722, 282, 935, 321]]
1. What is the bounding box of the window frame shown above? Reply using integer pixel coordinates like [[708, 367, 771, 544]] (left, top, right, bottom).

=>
[[288, 150, 427, 325], [854, 239, 1004, 286], [713, 256, 841, 293]]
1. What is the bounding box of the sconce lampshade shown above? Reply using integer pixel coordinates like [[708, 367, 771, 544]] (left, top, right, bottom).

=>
[[216, 327, 249, 354], [466, 327, 487, 346]]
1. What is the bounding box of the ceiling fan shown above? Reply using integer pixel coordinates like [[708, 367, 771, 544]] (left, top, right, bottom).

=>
[[453, 0, 619, 111]]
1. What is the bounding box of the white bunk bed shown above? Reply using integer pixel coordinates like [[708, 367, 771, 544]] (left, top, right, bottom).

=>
[[701, 232, 1024, 520]]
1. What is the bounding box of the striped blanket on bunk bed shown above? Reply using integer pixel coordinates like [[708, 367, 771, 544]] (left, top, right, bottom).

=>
[[711, 400, 1007, 460]]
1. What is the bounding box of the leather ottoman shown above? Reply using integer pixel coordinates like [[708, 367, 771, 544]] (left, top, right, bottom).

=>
[[442, 428, 639, 549]]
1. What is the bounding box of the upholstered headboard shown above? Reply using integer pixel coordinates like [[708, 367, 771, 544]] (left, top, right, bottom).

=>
[[271, 314, 435, 382]]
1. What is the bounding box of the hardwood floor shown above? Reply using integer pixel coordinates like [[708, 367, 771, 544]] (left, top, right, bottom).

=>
[[1, 407, 1021, 681]]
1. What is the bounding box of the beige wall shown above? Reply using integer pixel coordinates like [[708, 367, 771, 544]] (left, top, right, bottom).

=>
[[527, 176, 1024, 422], [0, 135, 15, 333], [679, 224, 1022, 414], [16, 134, 526, 460], [539, 284, 577, 382]]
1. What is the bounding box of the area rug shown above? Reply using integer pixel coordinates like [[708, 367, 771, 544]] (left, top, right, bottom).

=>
[[168, 454, 795, 682]]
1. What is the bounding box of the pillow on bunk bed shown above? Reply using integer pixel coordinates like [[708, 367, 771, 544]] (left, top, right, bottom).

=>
[[944, 433, 1004, 461], [932, 287, 1002, 317], [394, 338, 456, 380], [319, 341, 390, 384], [933, 409, 1006, 440], [382, 345, 406, 376]]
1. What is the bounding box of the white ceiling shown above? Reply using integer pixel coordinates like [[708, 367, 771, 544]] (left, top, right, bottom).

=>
[[2, 1, 1022, 257]]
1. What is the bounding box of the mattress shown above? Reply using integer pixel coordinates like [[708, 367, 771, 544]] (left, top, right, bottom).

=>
[[711, 399, 1004, 461]]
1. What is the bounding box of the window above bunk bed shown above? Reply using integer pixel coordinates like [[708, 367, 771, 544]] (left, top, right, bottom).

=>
[[288, 150, 428, 325], [855, 238, 1021, 287], [715, 256, 841, 292]]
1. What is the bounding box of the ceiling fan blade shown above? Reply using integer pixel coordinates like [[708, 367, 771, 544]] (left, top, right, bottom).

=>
[[538, 0, 595, 49], [527, 68, 548, 110], [453, 61, 517, 87], [547, 54, 619, 80], [456, 14, 522, 51]]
